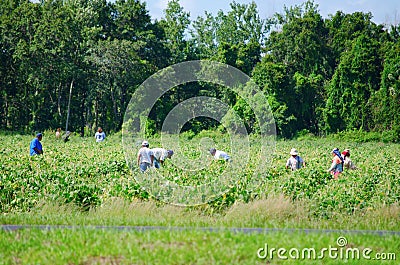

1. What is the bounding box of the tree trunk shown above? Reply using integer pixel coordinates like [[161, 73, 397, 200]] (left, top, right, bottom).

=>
[[65, 79, 74, 132], [57, 82, 62, 117], [110, 82, 119, 130]]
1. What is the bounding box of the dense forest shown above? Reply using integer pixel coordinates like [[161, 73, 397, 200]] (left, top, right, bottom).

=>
[[0, 0, 399, 139]]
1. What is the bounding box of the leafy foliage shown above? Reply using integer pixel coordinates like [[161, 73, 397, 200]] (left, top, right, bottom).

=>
[[0, 0, 398, 141], [0, 133, 398, 220]]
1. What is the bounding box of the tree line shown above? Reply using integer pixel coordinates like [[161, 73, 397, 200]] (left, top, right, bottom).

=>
[[0, 0, 399, 140]]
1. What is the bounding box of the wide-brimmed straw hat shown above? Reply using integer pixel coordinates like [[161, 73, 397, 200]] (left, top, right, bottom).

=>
[[290, 148, 298, 156]]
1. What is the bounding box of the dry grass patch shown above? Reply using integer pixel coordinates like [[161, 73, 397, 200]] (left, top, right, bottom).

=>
[[224, 195, 308, 226]]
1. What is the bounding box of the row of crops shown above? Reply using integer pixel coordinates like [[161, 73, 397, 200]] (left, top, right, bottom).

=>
[[1, 132, 399, 219]]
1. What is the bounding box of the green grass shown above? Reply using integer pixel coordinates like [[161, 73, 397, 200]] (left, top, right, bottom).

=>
[[0, 228, 398, 264]]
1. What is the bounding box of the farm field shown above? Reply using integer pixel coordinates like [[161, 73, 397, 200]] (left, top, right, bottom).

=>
[[2, 0, 400, 263], [0, 131, 399, 264]]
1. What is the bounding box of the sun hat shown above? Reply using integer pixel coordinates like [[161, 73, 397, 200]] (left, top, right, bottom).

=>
[[332, 148, 343, 160], [142, 140, 149, 147], [290, 148, 298, 156], [342, 149, 350, 157]]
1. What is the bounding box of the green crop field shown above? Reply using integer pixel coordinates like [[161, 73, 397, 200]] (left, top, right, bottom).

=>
[[0, 131, 399, 264], [2, 0, 400, 263]]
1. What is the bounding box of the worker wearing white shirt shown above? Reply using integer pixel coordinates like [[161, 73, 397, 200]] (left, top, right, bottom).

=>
[[151, 148, 174, 168], [137, 141, 154, 172], [209, 148, 230, 161]]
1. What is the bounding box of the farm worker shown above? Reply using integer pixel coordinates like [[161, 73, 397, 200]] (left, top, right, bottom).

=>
[[137, 140, 154, 172], [327, 148, 344, 179], [286, 148, 305, 171], [95, 127, 106, 142], [63, 131, 71, 143], [55, 128, 61, 139], [341, 149, 357, 170], [30, 133, 43, 156], [209, 148, 230, 161], [151, 148, 174, 168]]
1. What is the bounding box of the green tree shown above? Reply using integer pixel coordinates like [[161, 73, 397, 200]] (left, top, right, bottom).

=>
[[211, 1, 267, 74], [267, 0, 330, 77], [159, 0, 190, 64], [263, 0, 330, 136], [326, 11, 384, 67], [85, 39, 153, 131], [1, 1, 42, 130], [252, 57, 293, 137], [215, 1, 268, 45], [190, 12, 217, 59], [370, 30, 400, 140], [324, 34, 382, 132]]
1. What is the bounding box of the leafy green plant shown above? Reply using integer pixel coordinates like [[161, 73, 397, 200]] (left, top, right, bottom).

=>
[[0, 132, 399, 222]]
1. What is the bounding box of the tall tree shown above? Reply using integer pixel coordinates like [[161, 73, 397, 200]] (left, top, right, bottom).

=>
[[370, 29, 400, 140], [1, 1, 42, 130], [324, 34, 382, 132], [252, 57, 293, 137], [159, 0, 190, 64], [190, 12, 217, 59], [326, 11, 385, 68], [263, 0, 330, 136], [85, 39, 153, 131], [215, 1, 268, 45]]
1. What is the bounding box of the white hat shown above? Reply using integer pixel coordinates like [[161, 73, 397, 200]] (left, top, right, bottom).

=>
[[142, 140, 149, 146], [290, 148, 298, 156]]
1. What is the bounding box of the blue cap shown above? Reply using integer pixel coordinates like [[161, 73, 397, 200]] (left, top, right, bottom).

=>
[[36, 133, 43, 137]]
